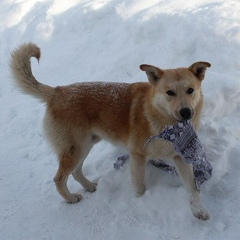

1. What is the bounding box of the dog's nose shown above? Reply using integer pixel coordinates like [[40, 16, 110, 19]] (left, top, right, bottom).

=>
[[179, 108, 192, 120]]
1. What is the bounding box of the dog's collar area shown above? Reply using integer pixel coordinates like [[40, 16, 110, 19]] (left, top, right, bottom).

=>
[[115, 121, 212, 190]]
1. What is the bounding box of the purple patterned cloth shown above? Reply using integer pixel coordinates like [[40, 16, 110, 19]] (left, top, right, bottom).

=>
[[114, 155, 178, 176], [114, 121, 212, 189]]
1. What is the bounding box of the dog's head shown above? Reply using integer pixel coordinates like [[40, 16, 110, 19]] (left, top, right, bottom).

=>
[[140, 62, 211, 121]]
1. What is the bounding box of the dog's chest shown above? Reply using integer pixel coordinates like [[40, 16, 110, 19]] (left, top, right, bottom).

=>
[[146, 139, 176, 160]]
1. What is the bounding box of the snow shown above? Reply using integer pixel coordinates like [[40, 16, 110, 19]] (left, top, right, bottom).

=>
[[1, 0, 240, 239]]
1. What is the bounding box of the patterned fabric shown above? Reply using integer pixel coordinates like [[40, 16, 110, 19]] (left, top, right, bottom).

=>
[[114, 121, 212, 190], [114, 155, 129, 169], [114, 155, 178, 176], [148, 159, 178, 176]]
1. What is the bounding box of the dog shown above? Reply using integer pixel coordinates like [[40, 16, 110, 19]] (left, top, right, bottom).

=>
[[11, 43, 211, 220]]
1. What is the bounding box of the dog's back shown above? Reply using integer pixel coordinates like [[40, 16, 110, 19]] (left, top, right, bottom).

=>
[[47, 81, 150, 145]]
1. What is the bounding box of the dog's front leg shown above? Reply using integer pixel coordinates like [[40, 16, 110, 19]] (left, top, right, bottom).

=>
[[130, 152, 147, 196], [173, 155, 210, 220]]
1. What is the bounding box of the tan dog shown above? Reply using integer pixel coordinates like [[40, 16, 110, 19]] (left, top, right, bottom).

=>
[[11, 43, 211, 220]]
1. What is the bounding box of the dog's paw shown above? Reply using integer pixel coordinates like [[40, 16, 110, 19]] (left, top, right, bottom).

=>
[[191, 203, 210, 220], [193, 209, 210, 221], [67, 193, 83, 204], [136, 185, 146, 197], [86, 182, 97, 193]]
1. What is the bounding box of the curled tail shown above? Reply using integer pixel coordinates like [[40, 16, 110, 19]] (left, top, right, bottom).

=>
[[10, 43, 54, 102]]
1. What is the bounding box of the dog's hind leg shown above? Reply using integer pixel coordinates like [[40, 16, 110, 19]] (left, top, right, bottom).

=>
[[173, 155, 210, 220], [72, 161, 97, 193], [54, 145, 83, 203], [72, 135, 101, 192]]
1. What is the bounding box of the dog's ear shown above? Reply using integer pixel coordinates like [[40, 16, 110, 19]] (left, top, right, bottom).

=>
[[188, 62, 211, 81], [140, 64, 164, 85]]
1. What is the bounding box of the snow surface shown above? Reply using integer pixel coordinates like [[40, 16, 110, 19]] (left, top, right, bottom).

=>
[[1, 0, 240, 239]]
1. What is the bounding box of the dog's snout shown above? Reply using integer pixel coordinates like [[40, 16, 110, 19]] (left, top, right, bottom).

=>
[[179, 108, 192, 120]]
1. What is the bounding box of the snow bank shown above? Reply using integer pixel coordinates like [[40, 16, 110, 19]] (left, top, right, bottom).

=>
[[1, 0, 240, 239]]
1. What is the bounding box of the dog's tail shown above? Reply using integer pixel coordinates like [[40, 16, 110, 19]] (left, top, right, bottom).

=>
[[10, 43, 54, 102]]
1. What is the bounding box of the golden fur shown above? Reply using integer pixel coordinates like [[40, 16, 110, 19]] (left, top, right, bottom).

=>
[[11, 43, 211, 220]]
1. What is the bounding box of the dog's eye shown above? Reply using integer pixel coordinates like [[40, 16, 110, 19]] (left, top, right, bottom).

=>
[[186, 88, 194, 94], [166, 90, 176, 96]]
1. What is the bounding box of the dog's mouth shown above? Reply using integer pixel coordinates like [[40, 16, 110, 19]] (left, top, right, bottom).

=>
[[171, 113, 182, 122]]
